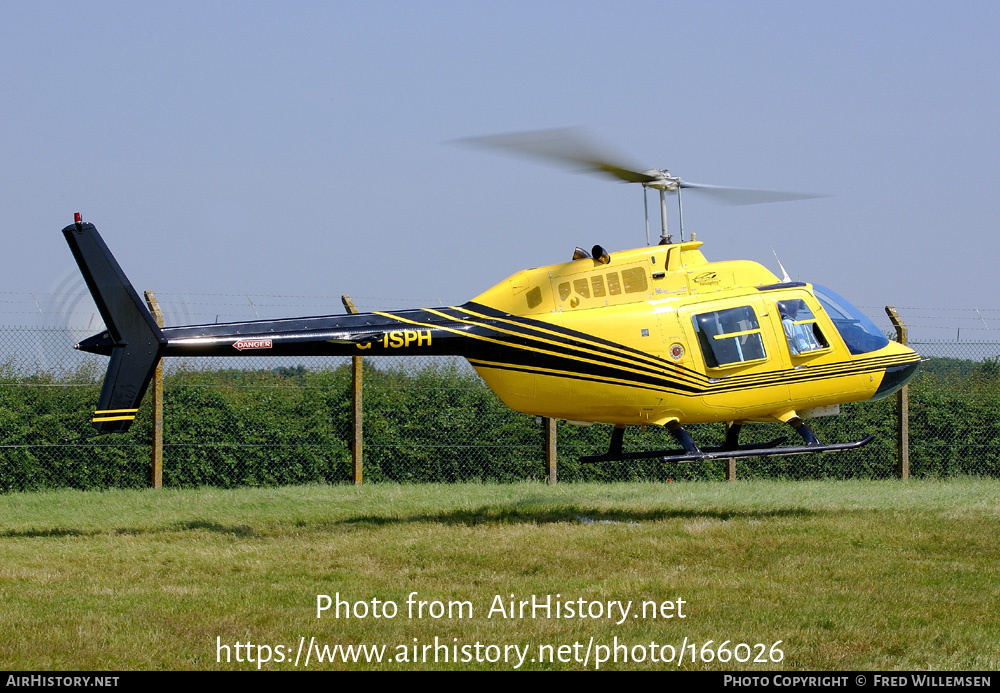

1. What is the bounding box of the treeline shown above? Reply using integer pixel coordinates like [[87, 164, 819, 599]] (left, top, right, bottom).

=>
[[0, 357, 998, 491]]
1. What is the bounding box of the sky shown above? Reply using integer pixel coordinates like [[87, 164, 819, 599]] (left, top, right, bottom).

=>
[[2, 1, 999, 340]]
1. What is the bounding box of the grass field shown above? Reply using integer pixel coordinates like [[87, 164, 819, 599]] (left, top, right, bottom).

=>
[[0, 479, 997, 670]]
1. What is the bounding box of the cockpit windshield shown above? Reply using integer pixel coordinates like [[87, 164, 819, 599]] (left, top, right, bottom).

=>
[[812, 285, 889, 355]]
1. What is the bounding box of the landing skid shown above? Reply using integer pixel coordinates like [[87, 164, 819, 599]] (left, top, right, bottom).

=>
[[579, 424, 874, 464]]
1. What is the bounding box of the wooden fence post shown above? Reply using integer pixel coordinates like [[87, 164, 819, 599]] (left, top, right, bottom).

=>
[[885, 306, 910, 480], [543, 417, 557, 484], [341, 295, 363, 485], [144, 290, 164, 490]]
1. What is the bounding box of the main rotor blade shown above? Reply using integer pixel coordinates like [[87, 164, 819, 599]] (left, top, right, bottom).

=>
[[679, 181, 827, 206], [455, 128, 659, 184], [457, 128, 828, 205]]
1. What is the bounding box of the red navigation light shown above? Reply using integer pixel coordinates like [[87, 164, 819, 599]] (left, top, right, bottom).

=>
[[74, 212, 82, 224]]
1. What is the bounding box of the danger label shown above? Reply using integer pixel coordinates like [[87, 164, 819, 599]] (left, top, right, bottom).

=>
[[233, 339, 273, 351]]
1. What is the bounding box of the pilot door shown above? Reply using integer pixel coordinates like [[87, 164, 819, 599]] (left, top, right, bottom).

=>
[[768, 292, 867, 408]]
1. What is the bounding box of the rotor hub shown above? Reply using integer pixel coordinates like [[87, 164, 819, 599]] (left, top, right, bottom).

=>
[[641, 170, 681, 192]]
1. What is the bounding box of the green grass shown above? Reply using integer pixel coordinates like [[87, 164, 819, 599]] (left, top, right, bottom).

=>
[[0, 479, 997, 670]]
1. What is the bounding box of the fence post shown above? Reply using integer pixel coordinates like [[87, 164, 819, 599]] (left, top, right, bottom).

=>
[[885, 306, 909, 480], [144, 290, 164, 490], [341, 295, 363, 485], [543, 417, 557, 484]]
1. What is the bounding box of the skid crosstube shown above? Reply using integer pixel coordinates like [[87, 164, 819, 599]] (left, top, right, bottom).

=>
[[579, 436, 875, 464]]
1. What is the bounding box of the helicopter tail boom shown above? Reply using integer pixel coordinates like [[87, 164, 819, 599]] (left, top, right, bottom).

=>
[[63, 220, 479, 433], [63, 219, 165, 433]]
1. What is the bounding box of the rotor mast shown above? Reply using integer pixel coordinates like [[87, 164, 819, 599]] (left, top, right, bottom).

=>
[[641, 170, 685, 245]]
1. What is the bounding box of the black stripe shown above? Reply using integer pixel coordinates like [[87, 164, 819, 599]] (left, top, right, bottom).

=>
[[385, 302, 920, 397], [446, 303, 707, 389], [467, 359, 697, 398]]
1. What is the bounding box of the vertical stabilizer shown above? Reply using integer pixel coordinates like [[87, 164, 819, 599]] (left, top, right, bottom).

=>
[[62, 219, 164, 433]]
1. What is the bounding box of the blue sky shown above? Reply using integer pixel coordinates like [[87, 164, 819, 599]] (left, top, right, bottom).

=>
[[3, 1, 999, 337]]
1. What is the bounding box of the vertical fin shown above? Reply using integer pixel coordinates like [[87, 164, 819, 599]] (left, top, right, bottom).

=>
[[62, 220, 164, 433]]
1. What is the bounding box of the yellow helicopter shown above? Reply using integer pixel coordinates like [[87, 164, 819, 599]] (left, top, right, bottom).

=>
[[64, 130, 919, 463]]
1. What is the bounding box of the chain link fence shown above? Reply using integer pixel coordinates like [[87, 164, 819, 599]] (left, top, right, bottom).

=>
[[1, 293, 998, 491]]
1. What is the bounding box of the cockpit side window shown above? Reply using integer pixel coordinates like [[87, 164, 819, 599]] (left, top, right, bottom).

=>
[[777, 299, 828, 355]]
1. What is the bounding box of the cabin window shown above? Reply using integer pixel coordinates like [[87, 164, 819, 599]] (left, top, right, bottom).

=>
[[526, 286, 542, 309], [693, 306, 767, 367], [592, 275, 606, 297], [622, 267, 648, 294], [573, 278, 590, 298], [777, 299, 828, 355], [606, 272, 622, 295], [558, 282, 571, 300]]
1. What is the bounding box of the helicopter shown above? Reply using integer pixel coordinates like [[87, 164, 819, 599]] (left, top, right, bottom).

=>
[[63, 129, 920, 463]]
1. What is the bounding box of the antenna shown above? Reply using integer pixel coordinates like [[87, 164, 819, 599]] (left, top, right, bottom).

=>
[[771, 247, 792, 282]]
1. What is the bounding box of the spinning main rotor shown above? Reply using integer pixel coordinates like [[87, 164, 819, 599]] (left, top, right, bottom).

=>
[[458, 128, 823, 245]]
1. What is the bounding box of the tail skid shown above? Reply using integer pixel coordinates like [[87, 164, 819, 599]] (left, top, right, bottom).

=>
[[63, 219, 164, 433]]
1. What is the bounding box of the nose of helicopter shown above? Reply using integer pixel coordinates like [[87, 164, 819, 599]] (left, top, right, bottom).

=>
[[871, 358, 920, 400]]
